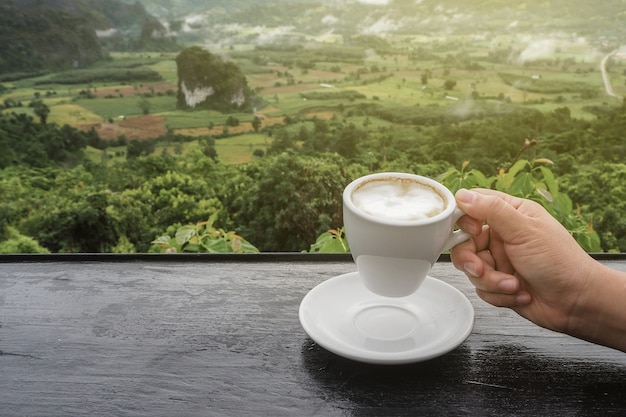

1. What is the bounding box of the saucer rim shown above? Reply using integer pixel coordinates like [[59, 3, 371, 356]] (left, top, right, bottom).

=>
[[299, 272, 475, 364]]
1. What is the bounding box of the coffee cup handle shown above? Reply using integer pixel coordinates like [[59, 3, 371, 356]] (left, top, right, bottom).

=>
[[444, 207, 472, 250]]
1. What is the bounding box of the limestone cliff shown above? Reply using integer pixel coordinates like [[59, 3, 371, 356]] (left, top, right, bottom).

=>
[[175, 46, 251, 111]]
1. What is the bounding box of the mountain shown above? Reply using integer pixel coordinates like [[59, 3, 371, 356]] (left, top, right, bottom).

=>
[[137, 0, 626, 22], [0, 0, 103, 74], [132, 0, 335, 18], [2, 0, 624, 75], [133, 0, 625, 49], [0, 0, 178, 75]]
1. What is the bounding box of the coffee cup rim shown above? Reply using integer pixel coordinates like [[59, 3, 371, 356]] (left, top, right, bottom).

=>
[[343, 172, 456, 226]]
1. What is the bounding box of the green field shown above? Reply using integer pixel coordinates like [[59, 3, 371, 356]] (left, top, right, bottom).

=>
[[214, 134, 269, 163], [85, 133, 269, 165], [2, 30, 624, 164]]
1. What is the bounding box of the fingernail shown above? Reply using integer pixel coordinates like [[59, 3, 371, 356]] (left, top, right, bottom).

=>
[[516, 293, 531, 305], [498, 279, 517, 292], [456, 189, 476, 204], [464, 262, 478, 277]]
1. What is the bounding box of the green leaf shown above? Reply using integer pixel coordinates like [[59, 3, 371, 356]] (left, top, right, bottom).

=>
[[175, 225, 197, 245], [539, 166, 559, 197], [468, 169, 493, 188], [237, 239, 260, 253], [205, 212, 219, 229], [508, 159, 529, 178], [507, 172, 534, 197], [306, 229, 349, 253], [151, 235, 171, 245], [202, 239, 232, 253], [535, 187, 554, 202], [316, 238, 350, 253], [574, 231, 602, 252]]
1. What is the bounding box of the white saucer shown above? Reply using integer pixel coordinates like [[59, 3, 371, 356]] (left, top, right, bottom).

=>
[[299, 272, 474, 365]]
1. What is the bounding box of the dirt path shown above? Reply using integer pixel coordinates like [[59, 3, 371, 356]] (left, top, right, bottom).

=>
[[600, 48, 623, 99]]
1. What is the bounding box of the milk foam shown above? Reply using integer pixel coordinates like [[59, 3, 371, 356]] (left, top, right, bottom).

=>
[[352, 179, 446, 221]]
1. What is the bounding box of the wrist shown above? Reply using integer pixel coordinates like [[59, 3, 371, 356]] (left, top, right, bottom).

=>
[[568, 260, 626, 351]]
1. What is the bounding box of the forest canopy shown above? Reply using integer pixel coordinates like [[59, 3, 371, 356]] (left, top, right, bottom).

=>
[[1, 99, 625, 253]]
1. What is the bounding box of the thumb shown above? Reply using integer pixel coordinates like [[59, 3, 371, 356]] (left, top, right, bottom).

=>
[[455, 188, 529, 238]]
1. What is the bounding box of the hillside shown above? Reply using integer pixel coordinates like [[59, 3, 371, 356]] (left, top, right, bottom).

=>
[[3, 0, 623, 76], [138, 0, 626, 50], [0, 1, 103, 74], [140, 0, 626, 32], [135, 0, 336, 17], [0, 0, 178, 75]]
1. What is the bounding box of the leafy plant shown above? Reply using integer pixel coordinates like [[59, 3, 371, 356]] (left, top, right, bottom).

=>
[[309, 141, 602, 253], [439, 151, 602, 252], [305, 228, 349, 253], [151, 213, 259, 254]]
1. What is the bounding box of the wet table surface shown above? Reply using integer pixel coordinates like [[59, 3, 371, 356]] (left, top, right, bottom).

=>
[[1, 253, 626, 417]]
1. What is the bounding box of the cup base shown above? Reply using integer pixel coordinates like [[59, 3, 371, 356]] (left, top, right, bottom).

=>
[[356, 255, 431, 297]]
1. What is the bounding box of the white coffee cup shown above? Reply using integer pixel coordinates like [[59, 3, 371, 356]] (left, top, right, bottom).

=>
[[343, 172, 471, 297]]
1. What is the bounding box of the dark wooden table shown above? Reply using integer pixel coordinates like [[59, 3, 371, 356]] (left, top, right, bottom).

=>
[[1, 254, 626, 416]]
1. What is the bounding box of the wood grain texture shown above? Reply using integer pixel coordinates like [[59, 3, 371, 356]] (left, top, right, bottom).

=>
[[1, 257, 625, 416]]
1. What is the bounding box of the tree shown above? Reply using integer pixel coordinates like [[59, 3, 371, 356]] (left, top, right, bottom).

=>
[[0, 111, 87, 167], [562, 163, 626, 252], [226, 115, 239, 126], [199, 137, 218, 160], [137, 97, 151, 115], [0, 226, 49, 254], [0, 130, 17, 168], [444, 80, 457, 91], [127, 139, 155, 159], [222, 152, 354, 251], [22, 187, 118, 253], [252, 116, 262, 132], [333, 123, 362, 159], [31, 100, 50, 124], [268, 128, 295, 155]]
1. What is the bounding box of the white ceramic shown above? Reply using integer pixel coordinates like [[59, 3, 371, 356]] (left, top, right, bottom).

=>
[[299, 272, 475, 364], [343, 172, 470, 297]]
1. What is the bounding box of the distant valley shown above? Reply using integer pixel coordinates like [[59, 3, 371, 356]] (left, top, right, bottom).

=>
[[2, 0, 626, 75], [1, 0, 626, 253]]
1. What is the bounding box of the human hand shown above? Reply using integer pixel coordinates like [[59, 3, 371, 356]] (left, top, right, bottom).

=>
[[450, 188, 596, 335]]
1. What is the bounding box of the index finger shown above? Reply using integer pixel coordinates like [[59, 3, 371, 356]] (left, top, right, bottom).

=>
[[455, 188, 534, 243]]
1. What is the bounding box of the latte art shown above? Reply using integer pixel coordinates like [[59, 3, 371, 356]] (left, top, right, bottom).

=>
[[352, 179, 446, 221]]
